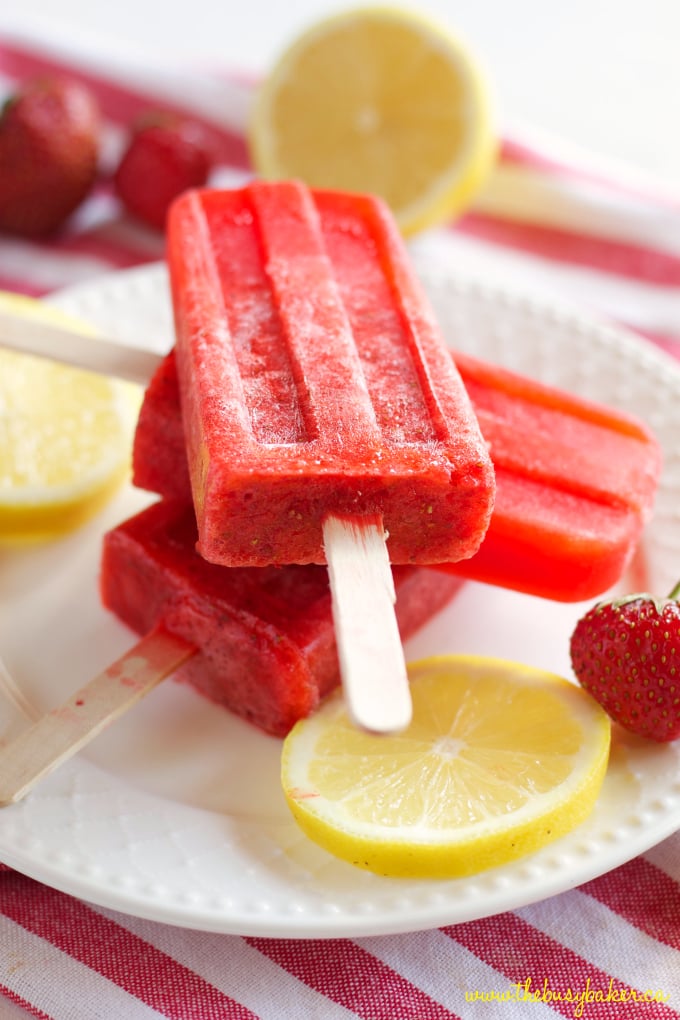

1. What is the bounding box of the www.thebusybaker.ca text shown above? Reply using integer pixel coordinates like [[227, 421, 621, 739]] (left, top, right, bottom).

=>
[[465, 977, 670, 1018]]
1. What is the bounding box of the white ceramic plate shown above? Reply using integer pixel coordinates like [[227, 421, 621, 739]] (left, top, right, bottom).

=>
[[0, 260, 679, 938]]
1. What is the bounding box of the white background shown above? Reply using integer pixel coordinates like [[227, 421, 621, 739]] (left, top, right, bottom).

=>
[[0, 1, 678, 1017]]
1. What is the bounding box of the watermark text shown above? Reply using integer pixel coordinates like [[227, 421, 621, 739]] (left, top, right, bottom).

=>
[[465, 977, 670, 1018]]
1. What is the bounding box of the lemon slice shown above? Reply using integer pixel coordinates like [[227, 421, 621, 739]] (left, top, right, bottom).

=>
[[282, 655, 611, 878], [0, 291, 141, 543], [248, 6, 497, 235]]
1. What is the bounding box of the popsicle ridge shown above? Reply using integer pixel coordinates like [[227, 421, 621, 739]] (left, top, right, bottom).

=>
[[248, 180, 381, 450], [315, 189, 482, 449], [171, 187, 307, 451]]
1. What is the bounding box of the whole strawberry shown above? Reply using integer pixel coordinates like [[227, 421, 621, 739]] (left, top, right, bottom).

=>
[[0, 76, 100, 236], [114, 114, 213, 230], [570, 582, 680, 742]]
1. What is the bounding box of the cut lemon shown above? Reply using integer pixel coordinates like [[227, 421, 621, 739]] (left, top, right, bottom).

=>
[[0, 291, 141, 543], [282, 655, 611, 878], [248, 6, 497, 236]]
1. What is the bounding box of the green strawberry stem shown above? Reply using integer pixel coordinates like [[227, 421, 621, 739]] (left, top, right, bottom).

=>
[[669, 580, 680, 601]]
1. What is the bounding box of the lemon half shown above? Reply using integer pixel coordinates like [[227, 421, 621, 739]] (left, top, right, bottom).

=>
[[282, 656, 611, 878], [249, 6, 497, 235], [0, 292, 141, 543]]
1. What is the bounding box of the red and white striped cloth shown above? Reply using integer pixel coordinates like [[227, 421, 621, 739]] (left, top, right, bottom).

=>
[[1, 23, 679, 1020]]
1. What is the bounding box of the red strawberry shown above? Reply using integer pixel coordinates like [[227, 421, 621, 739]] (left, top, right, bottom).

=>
[[570, 582, 680, 742], [0, 76, 100, 236], [114, 114, 213, 230]]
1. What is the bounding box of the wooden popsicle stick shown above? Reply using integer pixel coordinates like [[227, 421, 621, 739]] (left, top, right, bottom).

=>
[[0, 627, 195, 806], [323, 514, 412, 734], [0, 305, 160, 385]]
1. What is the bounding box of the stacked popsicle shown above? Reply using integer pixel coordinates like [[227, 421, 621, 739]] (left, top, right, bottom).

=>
[[147, 180, 497, 732], [99, 180, 503, 738], [0, 180, 663, 805], [119, 178, 660, 732]]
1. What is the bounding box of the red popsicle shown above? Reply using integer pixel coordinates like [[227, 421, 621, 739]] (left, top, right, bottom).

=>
[[168, 181, 495, 569], [167, 181, 495, 732], [133, 349, 661, 602], [100, 499, 465, 737]]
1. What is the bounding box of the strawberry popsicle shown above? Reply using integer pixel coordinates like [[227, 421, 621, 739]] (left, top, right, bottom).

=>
[[450, 351, 661, 600], [167, 181, 495, 732], [133, 349, 661, 602], [168, 182, 495, 568], [99, 499, 464, 737]]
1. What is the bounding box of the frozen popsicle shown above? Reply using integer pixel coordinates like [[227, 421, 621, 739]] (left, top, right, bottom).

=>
[[0, 499, 464, 805], [133, 349, 662, 603], [449, 350, 661, 601], [168, 181, 494, 568], [99, 499, 463, 735], [167, 181, 495, 731]]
